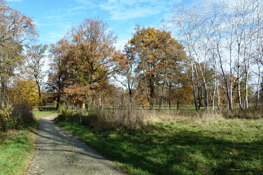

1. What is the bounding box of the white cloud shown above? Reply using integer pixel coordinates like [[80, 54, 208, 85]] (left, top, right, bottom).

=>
[[101, 0, 181, 20], [74, 0, 97, 8], [115, 39, 128, 51], [75, 0, 182, 20]]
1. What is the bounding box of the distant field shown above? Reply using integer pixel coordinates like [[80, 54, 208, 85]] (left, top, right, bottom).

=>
[[33, 110, 57, 120]]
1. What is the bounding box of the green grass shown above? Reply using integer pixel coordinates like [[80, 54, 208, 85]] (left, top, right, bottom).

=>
[[54, 116, 263, 175], [0, 131, 34, 175], [33, 110, 57, 121], [0, 110, 57, 175]]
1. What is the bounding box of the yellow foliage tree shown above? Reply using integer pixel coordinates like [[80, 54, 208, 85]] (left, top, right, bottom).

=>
[[9, 78, 39, 106]]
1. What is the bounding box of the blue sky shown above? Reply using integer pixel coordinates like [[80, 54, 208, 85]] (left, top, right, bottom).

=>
[[6, 0, 194, 86], [6, 0, 192, 50]]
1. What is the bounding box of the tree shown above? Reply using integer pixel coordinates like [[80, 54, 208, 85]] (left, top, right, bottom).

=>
[[48, 38, 70, 109], [171, 2, 217, 110], [111, 46, 139, 110], [26, 44, 48, 111], [61, 17, 117, 109], [0, 0, 38, 109], [166, 72, 192, 109], [9, 77, 39, 106], [0, 40, 23, 108], [129, 26, 186, 110], [170, 0, 263, 111], [0, 0, 37, 46]]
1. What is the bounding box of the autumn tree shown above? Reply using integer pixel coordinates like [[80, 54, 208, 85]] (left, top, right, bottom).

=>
[[47, 38, 70, 109], [0, 0, 37, 108], [0, 40, 23, 108], [166, 67, 192, 109], [129, 26, 186, 110], [111, 45, 139, 110], [61, 17, 117, 109], [9, 77, 39, 106], [26, 44, 48, 111]]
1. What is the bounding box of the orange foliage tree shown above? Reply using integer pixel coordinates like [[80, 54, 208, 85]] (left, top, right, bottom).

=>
[[129, 26, 187, 110], [48, 17, 117, 109]]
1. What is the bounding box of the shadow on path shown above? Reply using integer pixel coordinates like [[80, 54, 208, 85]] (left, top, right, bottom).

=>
[[27, 115, 123, 175]]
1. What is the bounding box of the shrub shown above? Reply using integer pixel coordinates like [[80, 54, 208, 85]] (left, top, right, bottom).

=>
[[0, 106, 14, 132], [223, 107, 263, 119], [0, 98, 35, 132], [57, 104, 73, 121]]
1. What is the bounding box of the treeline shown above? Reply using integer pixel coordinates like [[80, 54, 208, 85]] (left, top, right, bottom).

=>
[[1, 0, 263, 131], [170, 0, 263, 110], [46, 1, 263, 111], [45, 21, 192, 110]]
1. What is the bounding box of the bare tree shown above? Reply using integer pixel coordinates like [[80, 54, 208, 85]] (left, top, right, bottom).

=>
[[171, 1, 220, 110]]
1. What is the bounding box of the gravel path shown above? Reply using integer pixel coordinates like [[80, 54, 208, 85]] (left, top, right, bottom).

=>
[[27, 114, 123, 175]]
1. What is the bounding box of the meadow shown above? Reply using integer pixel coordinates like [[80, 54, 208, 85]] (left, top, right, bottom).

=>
[[54, 106, 263, 174]]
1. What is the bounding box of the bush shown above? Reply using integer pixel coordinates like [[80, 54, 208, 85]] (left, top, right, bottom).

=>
[[223, 107, 263, 119], [57, 104, 73, 121], [0, 106, 14, 132], [0, 98, 35, 132]]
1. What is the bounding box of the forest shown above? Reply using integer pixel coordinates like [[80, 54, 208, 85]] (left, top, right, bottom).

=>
[[1, 0, 263, 174]]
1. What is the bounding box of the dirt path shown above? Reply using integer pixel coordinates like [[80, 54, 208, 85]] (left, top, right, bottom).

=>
[[27, 114, 123, 175]]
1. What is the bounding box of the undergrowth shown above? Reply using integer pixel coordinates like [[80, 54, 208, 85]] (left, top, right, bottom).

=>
[[0, 98, 36, 132]]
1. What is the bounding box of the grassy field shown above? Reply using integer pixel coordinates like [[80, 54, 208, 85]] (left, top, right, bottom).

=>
[[0, 109, 57, 175], [55, 114, 263, 175]]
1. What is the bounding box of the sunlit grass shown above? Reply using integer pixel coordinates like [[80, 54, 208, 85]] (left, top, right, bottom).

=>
[[0, 131, 33, 175], [33, 110, 57, 121], [0, 109, 57, 175], [55, 114, 263, 175]]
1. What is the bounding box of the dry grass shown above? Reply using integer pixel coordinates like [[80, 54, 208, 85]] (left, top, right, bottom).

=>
[[57, 106, 243, 130]]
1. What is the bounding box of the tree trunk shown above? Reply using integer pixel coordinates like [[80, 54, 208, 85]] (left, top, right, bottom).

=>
[[177, 101, 180, 109], [229, 43, 233, 110], [168, 84, 172, 110], [1, 78, 4, 109], [217, 44, 232, 110], [149, 75, 155, 110], [198, 63, 208, 110], [255, 0, 261, 110], [99, 94, 103, 109], [217, 82, 220, 110], [37, 82, 42, 111], [237, 43, 242, 109], [129, 89, 132, 110], [191, 61, 198, 111], [56, 93, 60, 110], [212, 51, 216, 111], [158, 83, 165, 111], [212, 81, 216, 111]]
